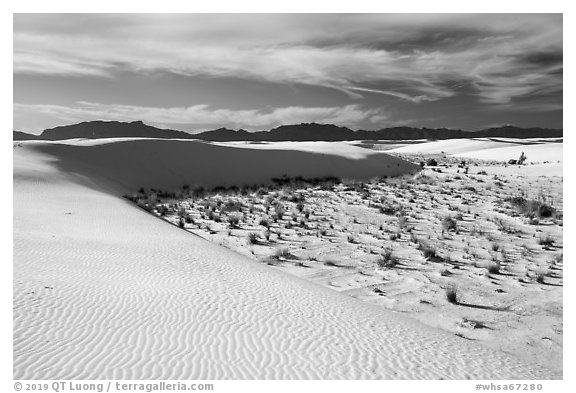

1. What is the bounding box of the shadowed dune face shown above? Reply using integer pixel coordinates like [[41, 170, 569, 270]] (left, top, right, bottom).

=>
[[29, 139, 421, 193]]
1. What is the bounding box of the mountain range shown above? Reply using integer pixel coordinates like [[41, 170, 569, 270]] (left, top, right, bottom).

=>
[[13, 120, 563, 142]]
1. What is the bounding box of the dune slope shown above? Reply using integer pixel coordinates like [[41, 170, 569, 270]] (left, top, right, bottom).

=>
[[13, 139, 558, 379], [389, 138, 562, 164]]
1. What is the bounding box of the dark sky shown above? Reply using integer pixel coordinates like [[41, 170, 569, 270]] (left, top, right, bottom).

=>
[[13, 13, 563, 134]]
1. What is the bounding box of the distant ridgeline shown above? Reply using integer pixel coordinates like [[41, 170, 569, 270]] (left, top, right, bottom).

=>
[[14, 120, 563, 141]]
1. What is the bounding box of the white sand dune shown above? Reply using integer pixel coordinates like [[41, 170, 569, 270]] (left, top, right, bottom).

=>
[[389, 138, 563, 164], [13, 139, 559, 379], [23, 138, 420, 192]]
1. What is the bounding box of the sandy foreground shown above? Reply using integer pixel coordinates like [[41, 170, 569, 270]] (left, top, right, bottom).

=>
[[13, 138, 560, 379]]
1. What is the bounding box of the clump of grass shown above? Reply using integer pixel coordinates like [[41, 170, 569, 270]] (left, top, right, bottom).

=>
[[505, 196, 557, 219], [445, 284, 458, 304], [551, 253, 563, 265], [389, 231, 401, 241], [486, 261, 501, 274], [536, 270, 547, 284], [273, 247, 292, 260], [377, 249, 400, 269], [442, 216, 458, 232], [273, 205, 286, 222], [259, 218, 270, 228], [248, 232, 259, 245], [418, 242, 438, 259], [397, 214, 409, 231]]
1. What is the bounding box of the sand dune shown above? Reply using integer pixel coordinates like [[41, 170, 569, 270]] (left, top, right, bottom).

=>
[[389, 138, 562, 163], [13, 139, 559, 379], [25, 138, 420, 193]]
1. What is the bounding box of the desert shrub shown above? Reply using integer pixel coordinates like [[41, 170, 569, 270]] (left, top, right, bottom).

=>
[[228, 215, 241, 229], [426, 158, 438, 166], [377, 249, 400, 269], [493, 217, 520, 235], [380, 204, 401, 215], [259, 218, 270, 228], [418, 242, 438, 259], [184, 215, 194, 224], [347, 235, 357, 244], [445, 284, 458, 304], [178, 219, 185, 229], [538, 234, 555, 247], [389, 232, 401, 241], [296, 202, 305, 212], [505, 196, 557, 219], [273, 205, 286, 222], [157, 205, 169, 216], [222, 199, 243, 212], [536, 270, 547, 284]]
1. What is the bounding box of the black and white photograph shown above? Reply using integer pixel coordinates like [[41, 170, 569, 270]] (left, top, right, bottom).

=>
[[11, 7, 567, 385]]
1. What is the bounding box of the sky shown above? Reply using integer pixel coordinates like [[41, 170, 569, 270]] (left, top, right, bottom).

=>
[[13, 13, 563, 134]]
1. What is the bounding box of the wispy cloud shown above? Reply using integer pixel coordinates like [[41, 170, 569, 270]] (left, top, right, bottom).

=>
[[13, 14, 562, 109], [13, 102, 388, 130]]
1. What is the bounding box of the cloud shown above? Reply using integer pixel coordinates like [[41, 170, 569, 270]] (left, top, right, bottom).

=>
[[13, 14, 562, 108], [13, 102, 388, 130]]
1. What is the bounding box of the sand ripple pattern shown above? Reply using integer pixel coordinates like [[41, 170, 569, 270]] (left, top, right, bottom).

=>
[[13, 141, 558, 379]]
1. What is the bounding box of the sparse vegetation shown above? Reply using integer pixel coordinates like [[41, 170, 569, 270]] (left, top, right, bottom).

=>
[[124, 154, 562, 369]]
